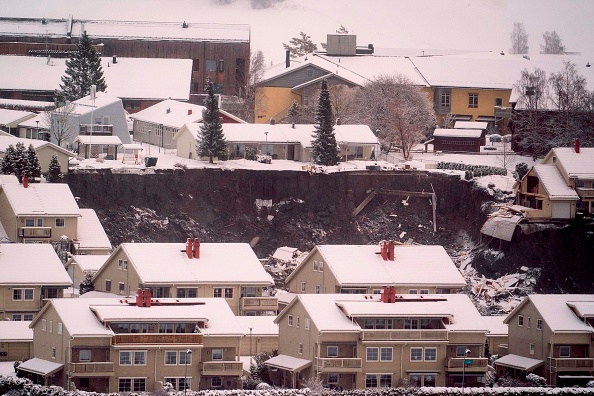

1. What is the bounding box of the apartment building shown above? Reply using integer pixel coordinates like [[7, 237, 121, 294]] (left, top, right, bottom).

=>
[[92, 239, 275, 316], [0, 243, 72, 321], [494, 294, 594, 387], [24, 294, 246, 392], [266, 290, 490, 389], [286, 242, 466, 295]]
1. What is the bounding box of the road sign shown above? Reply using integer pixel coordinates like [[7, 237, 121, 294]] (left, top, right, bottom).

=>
[[464, 359, 473, 365]]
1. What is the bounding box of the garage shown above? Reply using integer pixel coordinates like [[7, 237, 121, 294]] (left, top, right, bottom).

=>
[[551, 202, 572, 219]]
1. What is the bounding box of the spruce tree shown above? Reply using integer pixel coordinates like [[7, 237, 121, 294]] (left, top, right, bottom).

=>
[[57, 30, 107, 102], [47, 155, 62, 183], [311, 80, 340, 166], [287, 101, 299, 127], [197, 79, 227, 164], [0, 144, 16, 175], [79, 272, 95, 295], [13, 142, 29, 183], [26, 144, 42, 180]]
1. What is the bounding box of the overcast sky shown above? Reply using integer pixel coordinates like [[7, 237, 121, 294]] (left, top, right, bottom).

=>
[[3, 0, 593, 64]]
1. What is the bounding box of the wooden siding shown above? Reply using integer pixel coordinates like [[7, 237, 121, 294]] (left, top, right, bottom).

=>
[[264, 65, 331, 88]]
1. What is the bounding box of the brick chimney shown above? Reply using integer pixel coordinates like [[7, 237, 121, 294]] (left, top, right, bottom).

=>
[[387, 240, 395, 261], [380, 241, 388, 260], [380, 286, 397, 303], [22, 175, 29, 188], [186, 238, 193, 258], [193, 238, 200, 259], [144, 288, 152, 307], [575, 138, 580, 153], [188, 109, 192, 115], [135, 288, 143, 307]]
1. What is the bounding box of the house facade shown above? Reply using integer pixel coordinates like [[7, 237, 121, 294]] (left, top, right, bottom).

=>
[[25, 296, 245, 392], [286, 242, 466, 296], [0, 135, 74, 174], [266, 291, 490, 389], [495, 294, 594, 387], [0, 321, 33, 361], [91, 239, 275, 316]]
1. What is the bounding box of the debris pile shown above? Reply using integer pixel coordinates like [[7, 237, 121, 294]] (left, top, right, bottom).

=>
[[261, 246, 308, 289]]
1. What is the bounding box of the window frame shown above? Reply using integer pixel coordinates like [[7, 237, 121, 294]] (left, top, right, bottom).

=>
[[424, 347, 437, 361], [537, 318, 542, 330], [55, 218, 65, 228], [366, 347, 379, 362], [213, 288, 222, 298], [288, 314, 293, 326], [468, 93, 479, 108], [559, 346, 571, 357], [380, 347, 393, 362], [327, 346, 338, 357], [212, 349, 223, 360], [164, 351, 178, 365], [410, 347, 423, 361], [79, 349, 91, 362], [224, 288, 233, 299], [518, 315, 524, 326]]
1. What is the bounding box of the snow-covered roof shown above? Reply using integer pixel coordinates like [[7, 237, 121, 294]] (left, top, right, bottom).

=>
[[272, 246, 299, 262], [0, 108, 36, 126], [0, 98, 54, 111], [265, 354, 311, 372], [281, 294, 364, 332], [494, 354, 544, 371], [505, 294, 594, 332], [480, 214, 523, 242], [103, 242, 273, 285], [77, 209, 112, 251], [0, 320, 33, 341], [0, 55, 192, 101], [566, 301, 594, 318], [130, 99, 205, 129], [70, 91, 122, 115], [74, 135, 122, 146], [294, 244, 465, 288], [17, 358, 63, 376], [549, 147, 594, 179], [433, 128, 483, 138], [477, 315, 508, 336], [454, 121, 488, 130], [67, 254, 110, 273], [533, 164, 579, 200], [0, 181, 81, 217], [0, 136, 75, 157], [235, 316, 278, 336], [0, 243, 72, 286]]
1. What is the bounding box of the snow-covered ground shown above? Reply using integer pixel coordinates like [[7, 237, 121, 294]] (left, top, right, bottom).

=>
[[0, 361, 16, 377]]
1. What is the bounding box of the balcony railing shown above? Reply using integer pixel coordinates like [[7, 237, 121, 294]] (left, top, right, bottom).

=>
[[241, 297, 278, 311], [70, 362, 114, 376], [18, 227, 51, 238], [112, 333, 203, 345], [445, 357, 489, 372], [576, 187, 594, 198], [201, 361, 244, 376], [361, 329, 448, 341], [548, 357, 594, 371], [315, 357, 362, 373], [79, 124, 113, 135]]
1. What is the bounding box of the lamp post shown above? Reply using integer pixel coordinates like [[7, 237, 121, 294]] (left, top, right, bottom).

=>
[[147, 130, 151, 155], [184, 349, 192, 395], [462, 348, 471, 393], [249, 327, 253, 368], [264, 131, 269, 155]]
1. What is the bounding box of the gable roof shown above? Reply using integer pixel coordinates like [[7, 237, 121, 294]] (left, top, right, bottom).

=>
[[77, 209, 112, 251], [287, 244, 465, 288], [0, 243, 72, 286], [454, 121, 488, 130], [96, 242, 273, 285], [67, 254, 110, 274], [434, 128, 483, 138], [532, 164, 579, 200], [130, 99, 205, 128], [0, 136, 75, 158], [0, 181, 81, 217], [0, 320, 33, 341], [0, 108, 36, 127], [547, 147, 594, 179]]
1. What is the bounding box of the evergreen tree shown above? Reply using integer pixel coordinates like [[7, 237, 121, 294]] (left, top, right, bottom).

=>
[[79, 272, 95, 295], [283, 31, 318, 59], [0, 144, 16, 175], [287, 100, 300, 127], [197, 79, 228, 164], [311, 80, 340, 166], [47, 155, 62, 183], [57, 30, 107, 102], [12, 142, 29, 183], [26, 145, 41, 180]]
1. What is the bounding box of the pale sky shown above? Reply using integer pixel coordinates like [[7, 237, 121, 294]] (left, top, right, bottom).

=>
[[3, 0, 593, 64]]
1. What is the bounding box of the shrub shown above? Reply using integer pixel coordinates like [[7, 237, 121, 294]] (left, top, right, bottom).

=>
[[245, 147, 257, 161]]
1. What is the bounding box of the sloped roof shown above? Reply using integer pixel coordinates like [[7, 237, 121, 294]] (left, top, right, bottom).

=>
[[0, 136, 75, 157], [17, 358, 63, 376], [533, 164, 579, 200], [67, 254, 110, 273], [454, 121, 488, 130], [0, 108, 36, 126], [434, 128, 483, 138], [74, 135, 122, 145], [130, 99, 205, 128], [0, 181, 81, 216], [77, 209, 112, 251], [235, 315, 278, 336], [283, 294, 364, 332], [0, 243, 72, 286], [477, 315, 508, 336], [550, 147, 594, 179], [0, 320, 33, 341], [494, 354, 544, 371]]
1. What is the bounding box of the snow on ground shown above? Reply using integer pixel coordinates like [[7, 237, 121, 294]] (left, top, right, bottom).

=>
[[0, 361, 16, 376]]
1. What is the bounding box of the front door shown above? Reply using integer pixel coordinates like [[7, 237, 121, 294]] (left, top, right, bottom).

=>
[[287, 144, 295, 160]]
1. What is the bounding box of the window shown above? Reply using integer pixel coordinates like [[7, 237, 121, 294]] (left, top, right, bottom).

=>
[[42, 319, 46, 331], [24, 313, 33, 321], [365, 374, 392, 388], [105, 280, 111, 292], [441, 93, 451, 108], [211, 377, 222, 388], [164, 378, 190, 391], [177, 288, 197, 298], [119, 378, 146, 392], [410, 374, 436, 387], [13, 289, 34, 301], [119, 379, 131, 392], [456, 346, 469, 357], [529, 343, 535, 355], [120, 351, 146, 366], [365, 374, 378, 388], [165, 351, 177, 365], [205, 60, 217, 72], [301, 281, 306, 292], [379, 374, 392, 388], [327, 373, 338, 385], [49, 320, 53, 333], [559, 346, 570, 357], [315, 285, 320, 294], [319, 261, 323, 271], [527, 317, 531, 328], [12, 314, 22, 321], [298, 343, 303, 355], [119, 282, 125, 294], [424, 347, 437, 361], [213, 288, 222, 298], [212, 349, 223, 360], [118, 259, 123, 270], [79, 350, 91, 362], [224, 288, 233, 299], [288, 314, 293, 326], [537, 318, 542, 330], [51, 346, 56, 359], [296, 317, 300, 328], [123, 260, 128, 270], [409, 289, 418, 294], [180, 350, 191, 365], [305, 318, 310, 330], [159, 323, 174, 333], [367, 347, 379, 361], [380, 347, 393, 361], [410, 347, 423, 361], [518, 315, 524, 326], [405, 319, 419, 329], [55, 218, 65, 227], [420, 289, 429, 294], [218, 59, 224, 72], [241, 286, 257, 297], [120, 351, 132, 365], [58, 322, 62, 335], [313, 261, 318, 271], [468, 93, 479, 108], [134, 351, 146, 365], [327, 346, 338, 357], [495, 98, 503, 106], [25, 218, 35, 227]]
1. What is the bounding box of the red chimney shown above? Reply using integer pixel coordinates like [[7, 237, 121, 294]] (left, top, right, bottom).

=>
[[193, 238, 200, 259], [23, 175, 29, 188], [186, 238, 193, 259], [380, 286, 397, 303], [135, 288, 143, 307], [380, 241, 388, 261], [387, 241, 395, 261], [575, 138, 580, 153], [188, 109, 192, 115], [144, 288, 152, 307]]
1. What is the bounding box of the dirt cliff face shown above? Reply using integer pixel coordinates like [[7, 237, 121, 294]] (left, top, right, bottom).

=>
[[65, 169, 593, 293]]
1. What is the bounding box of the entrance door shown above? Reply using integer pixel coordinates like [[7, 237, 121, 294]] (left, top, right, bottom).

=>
[[287, 144, 295, 160]]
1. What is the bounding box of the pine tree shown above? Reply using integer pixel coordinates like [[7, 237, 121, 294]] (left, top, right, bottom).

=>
[[12, 142, 29, 183], [47, 154, 62, 183], [0, 144, 16, 175], [57, 30, 107, 102], [197, 79, 228, 164], [79, 272, 95, 295], [311, 80, 340, 166], [283, 32, 318, 59], [287, 101, 299, 127], [26, 144, 41, 180]]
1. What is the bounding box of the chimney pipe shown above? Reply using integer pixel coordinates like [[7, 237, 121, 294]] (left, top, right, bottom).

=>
[[144, 288, 152, 307], [388, 240, 395, 261], [193, 238, 200, 259], [188, 109, 192, 115], [336, 117, 341, 125], [270, 118, 276, 125], [286, 50, 290, 68], [23, 175, 29, 188], [135, 288, 143, 307], [575, 138, 580, 154], [380, 241, 388, 261], [186, 238, 193, 258], [112, 55, 117, 64]]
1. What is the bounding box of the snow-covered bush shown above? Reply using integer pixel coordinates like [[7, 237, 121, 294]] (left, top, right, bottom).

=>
[[526, 373, 547, 387]]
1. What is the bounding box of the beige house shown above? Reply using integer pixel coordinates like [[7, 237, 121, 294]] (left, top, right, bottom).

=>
[[236, 316, 279, 356], [286, 242, 466, 295], [515, 146, 594, 220], [92, 239, 275, 316], [0, 243, 72, 321], [266, 291, 490, 389], [25, 296, 245, 392], [0, 135, 75, 174], [0, 321, 33, 361], [494, 294, 594, 387], [65, 254, 110, 288]]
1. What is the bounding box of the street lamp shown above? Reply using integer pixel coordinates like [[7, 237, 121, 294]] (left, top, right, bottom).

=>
[[264, 131, 269, 155], [147, 130, 151, 155], [249, 327, 253, 368], [461, 348, 471, 393], [184, 349, 192, 395]]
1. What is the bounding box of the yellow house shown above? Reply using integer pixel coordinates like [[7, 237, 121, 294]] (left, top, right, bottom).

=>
[[25, 296, 245, 392], [0, 319, 34, 362], [0, 136, 74, 175], [92, 239, 275, 316], [266, 291, 490, 389]]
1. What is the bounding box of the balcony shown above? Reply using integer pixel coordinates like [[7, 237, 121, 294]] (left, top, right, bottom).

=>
[[112, 333, 203, 345], [18, 227, 51, 238], [79, 124, 113, 136], [70, 362, 115, 377], [315, 357, 362, 373], [201, 361, 244, 376], [241, 296, 278, 311], [576, 187, 594, 198], [361, 330, 448, 341], [548, 357, 594, 372], [445, 357, 489, 372]]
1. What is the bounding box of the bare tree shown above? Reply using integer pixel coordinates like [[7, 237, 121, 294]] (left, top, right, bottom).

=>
[[42, 101, 78, 148], [442, 112, 456, 129], [236, 50, 267, 123], [327, 84, 358, 124], [354, 75, 435, 160], [509, 22, 529, 54], [540, 31, 566, 54]]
